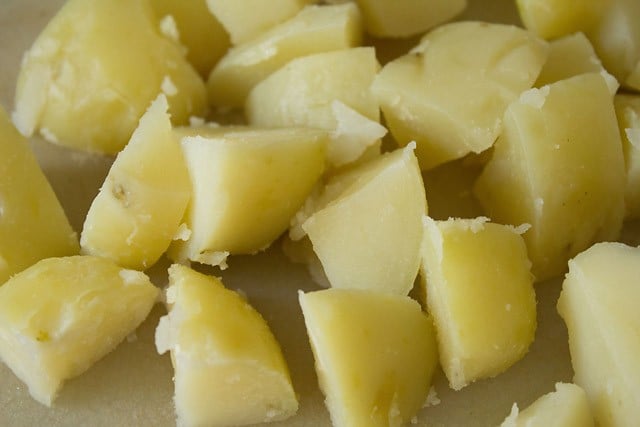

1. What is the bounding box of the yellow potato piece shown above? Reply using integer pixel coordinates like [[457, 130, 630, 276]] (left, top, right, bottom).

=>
[[299, 288, 438, 427], [420, 217, 536, 390], [155, 264, 297, 427], [0, 255, 158, 406], [474, 73, 625, 281], [558, 242, 640, 427], [13, 0, 206, 154], [516, 0, 605, 40], [80, 95, 191, 270], [0, 106, 77, 285]]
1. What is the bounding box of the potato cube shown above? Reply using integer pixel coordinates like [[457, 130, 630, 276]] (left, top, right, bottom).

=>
[[354, 0, 466, 38], [420, 217, 536, 390], [474, 73, 625, 281], [613, 94, 640, 219], [557, 242, 640, 427], [156, 264, 297, 427], [80, 95, 191, 270], [206, 0, 310, 45], [372, 22, 548, 170], [150, 0, 230, 77], [207, 3, 362, 108], [516, 0, 606, 40], [0, 256, 158, 406], [0, 106, 78, 285], [500, 382, 594, 427], [299, 288, 438, 427], [167, 127, 328, 268], [302, 144, 426, 295], [13, 0, 206, 154]]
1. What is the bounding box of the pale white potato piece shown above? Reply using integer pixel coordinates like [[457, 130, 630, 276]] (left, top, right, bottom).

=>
[[246, 47, 383, 168], [372, 21, 548, 170], [500, 382, 594, 427], [13, 0, 207, 154], [557, 242, 640, 427], [420, 217, 536, 390], [474, 73, 625, 281], [207, 3, 362, 108], [167, 127, 328, 268], [151, 0, 230, 77], [206, 0, 311, 45], [0, 256, 158, 406], [613, 94, 640, 219], [155, 264, 297, 427], [80, 95, 191, 270], [302, 144, 426, 295], [354, 0, 466, 38], [516, 0, 605, 40], [299, 288, 438, 427], [0, 106, 78, 285]]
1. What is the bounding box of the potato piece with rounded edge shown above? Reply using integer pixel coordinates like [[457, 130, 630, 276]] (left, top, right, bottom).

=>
[[156, 264, 297, 427], [150, 0, 230, 77], [613, 94, 640, 219], [557, 242, 640, 427], [474, 73, 625, 282], [206, 0, 311, 45], [207, 3, 362, 109], [500, 383, 594, 427], [0, 106, 78, 285], [354, 0, 466, 38], [80, 95, 190, 270], [302, 143, 425, 295], [167, 127, 328, 268], [515, 0, 607, 40], [0, 255, 158, 406], [13, 0, 207, 154], [372, 21, 548, 170], [299, 288, 438, 427], [420, 217, 536, 390]]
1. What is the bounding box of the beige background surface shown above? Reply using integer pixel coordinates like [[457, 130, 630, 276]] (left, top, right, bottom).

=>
[[0, 1, 602, 426]]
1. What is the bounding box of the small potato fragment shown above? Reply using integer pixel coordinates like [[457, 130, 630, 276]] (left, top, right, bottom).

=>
[[156, 264, 297, 427], [474, 73, 625, 281], [80, 95, 191, 270], [207, 3, 362, 108], [0, 256, 158, 406], [206, 0, 311, 45], [372, 21, 548, 170], [557, 242, 640, 427], [613, 94, 640, 219], [167, 127, 328, 268], [500, 383, 594, 427], [13, 0, 207, 154], [354, 0, 466, 38], [0, 106, 78, 285], [420, 217, 536, 390], [302, 144, 426, 295], [515, 0, 606, 40], [299, 288, 438, 427]]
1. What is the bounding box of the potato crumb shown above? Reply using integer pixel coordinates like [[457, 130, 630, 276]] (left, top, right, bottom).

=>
[[173, 223, 192, 241], [119, 269, 146, 286], [161, 76, 178, 97], [508, 223, 531, 235], [519, 86, 549, 109], [423, 386, 441, 407], [159, 15, 180, 43], [193, 251, 229, 270]]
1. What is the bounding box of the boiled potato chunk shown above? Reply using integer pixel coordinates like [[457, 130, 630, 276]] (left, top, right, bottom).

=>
[[557, 242, 640, 427], [0, 106, 78, 285], [474, 73, 625, 281], [299, 288, 438, 427], [13, 0, 206, 154], [613, 94, 640, 219], [151, 0, 230, 77], [420, 217, 536, 390], [155, 264, 297, 427], [500, 383, 594, 427], [206, 0, 310, 45], [80, 95, 191, 270], [516, 0, 606, 40], [0, 256, 158, 406], [372, 22, 548, 170], [246, 47, 383, 167], [207, 3, 362, 108], [168, 127, 328, 268], [302, 144, 426, 295], [354, 0, 466, 38]]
